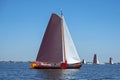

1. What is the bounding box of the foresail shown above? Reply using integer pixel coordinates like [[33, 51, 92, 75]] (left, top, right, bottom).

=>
[[97, 59, 100, 64], [62, 16, 80, 64]]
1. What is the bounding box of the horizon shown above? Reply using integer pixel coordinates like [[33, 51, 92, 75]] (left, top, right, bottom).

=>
[[0, 0, 120, 63]]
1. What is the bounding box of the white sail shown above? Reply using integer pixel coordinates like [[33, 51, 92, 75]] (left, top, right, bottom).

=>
[[97, 59, 100, 64], [62, 16, 80, 64]]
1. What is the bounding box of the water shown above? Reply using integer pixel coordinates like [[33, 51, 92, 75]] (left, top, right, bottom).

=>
[[0, 62, 120, 80]]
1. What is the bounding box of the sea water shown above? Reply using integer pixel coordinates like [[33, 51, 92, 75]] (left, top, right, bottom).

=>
[[0, 62, 120, 80]]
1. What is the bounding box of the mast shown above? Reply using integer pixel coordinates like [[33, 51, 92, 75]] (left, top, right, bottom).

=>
[[60, 10, 67, 63], [60, 9, 63, 17]]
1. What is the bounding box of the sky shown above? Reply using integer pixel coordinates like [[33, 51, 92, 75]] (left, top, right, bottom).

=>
[[0, 0, 120, 63]]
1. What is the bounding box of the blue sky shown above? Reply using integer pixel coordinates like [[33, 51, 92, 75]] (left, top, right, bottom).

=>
[[0, 0, 120, 63]]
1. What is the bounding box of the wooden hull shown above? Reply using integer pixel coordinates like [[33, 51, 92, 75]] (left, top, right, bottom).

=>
[[30, 62, 82, 69]]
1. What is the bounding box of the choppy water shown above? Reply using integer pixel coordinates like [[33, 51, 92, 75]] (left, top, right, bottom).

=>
[[0, 62, 120, 80]]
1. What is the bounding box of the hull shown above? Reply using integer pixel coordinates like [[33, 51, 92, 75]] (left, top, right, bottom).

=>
[[30, 62, 82, 69]]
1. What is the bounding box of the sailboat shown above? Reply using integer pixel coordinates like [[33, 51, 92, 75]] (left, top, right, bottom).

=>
[[93, 54, 99, 64], [30, 12, 82, 69], [82, 59, 86, 64], [109, 57, 113, 64]]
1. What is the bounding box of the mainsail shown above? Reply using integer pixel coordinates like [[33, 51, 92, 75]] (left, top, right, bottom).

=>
[[36, 13, 80, 64], [36, 14, 63, 63]]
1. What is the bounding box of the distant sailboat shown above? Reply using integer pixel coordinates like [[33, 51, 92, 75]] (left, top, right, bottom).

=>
[[30, 12, 82, 69], [82, 59, 86, 64], [93, 54, 99, 64], [109, 57, 113, 64]]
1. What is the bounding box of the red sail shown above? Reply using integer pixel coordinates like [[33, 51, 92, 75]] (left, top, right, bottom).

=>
[[93, 54, 99, 64], [36, 13, 63, 63], [93, 54, 97, 64]]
